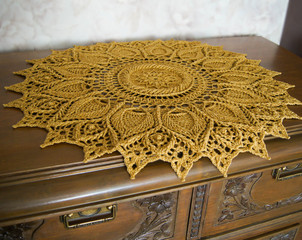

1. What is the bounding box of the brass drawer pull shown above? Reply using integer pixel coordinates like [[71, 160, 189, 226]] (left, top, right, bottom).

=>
[[60, 205, 117, 229], [272, 163, 302, 181]]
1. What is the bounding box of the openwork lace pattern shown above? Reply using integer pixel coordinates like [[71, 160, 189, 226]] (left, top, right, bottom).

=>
[[4, 40, 302, 181]]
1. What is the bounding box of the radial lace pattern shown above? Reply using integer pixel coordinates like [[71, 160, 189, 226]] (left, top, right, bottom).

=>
[[4, 40, 302, 181]]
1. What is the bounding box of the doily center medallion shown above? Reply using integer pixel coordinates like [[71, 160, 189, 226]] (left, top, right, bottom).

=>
[[4, 40, 302, 181], [102, 59, 209, 107], [118, 63, 194, 96]]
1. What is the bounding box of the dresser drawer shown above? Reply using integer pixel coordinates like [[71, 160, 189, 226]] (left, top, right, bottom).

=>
[[253, 224, 300, 240], [200, 214, 302, 240], [199, 161, 302, 238], [2, 189, 191, 240]]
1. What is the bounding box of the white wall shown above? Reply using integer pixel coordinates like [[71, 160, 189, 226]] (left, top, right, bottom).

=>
[[0, 0, 289, 52]]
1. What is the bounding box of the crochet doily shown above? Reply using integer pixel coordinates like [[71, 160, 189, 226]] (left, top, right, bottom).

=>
[[4, 40, 302, 181]]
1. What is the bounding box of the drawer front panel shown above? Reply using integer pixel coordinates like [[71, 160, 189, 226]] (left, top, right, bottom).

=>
[[199, 161, 302, 238], [38, 192, 178, 240], [253, 224, 300, 240], [201, 215, 302, 240], [5, 188, 191, 240]]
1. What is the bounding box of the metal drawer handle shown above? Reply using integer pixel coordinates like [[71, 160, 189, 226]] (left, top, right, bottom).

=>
[[60, 205, 117, 229], [272, 163, 302, 181]]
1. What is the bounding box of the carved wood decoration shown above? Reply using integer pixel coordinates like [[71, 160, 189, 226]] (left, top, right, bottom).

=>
[[262, 228, 298, 240], [0, 220, 44, 240], [123, 192, 178, 240], [217, 173, 302, 224], [187, 185, 207, 240]]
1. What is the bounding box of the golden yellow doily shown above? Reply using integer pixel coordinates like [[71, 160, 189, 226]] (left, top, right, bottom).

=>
[[4, 40, 302, 181]]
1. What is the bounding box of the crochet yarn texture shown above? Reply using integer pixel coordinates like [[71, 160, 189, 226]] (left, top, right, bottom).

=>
[[4, 40, 302, 181]]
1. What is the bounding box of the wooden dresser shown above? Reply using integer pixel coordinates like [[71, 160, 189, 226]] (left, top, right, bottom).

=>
[[1, 36, 302, 240]]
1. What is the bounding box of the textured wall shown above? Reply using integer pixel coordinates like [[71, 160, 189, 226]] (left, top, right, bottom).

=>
[[0, 0, 289, 52]]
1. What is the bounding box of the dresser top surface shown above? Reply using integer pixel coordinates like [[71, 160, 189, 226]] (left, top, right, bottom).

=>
[[0, 36, 302, 226], [1, 36, 301, 175]]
